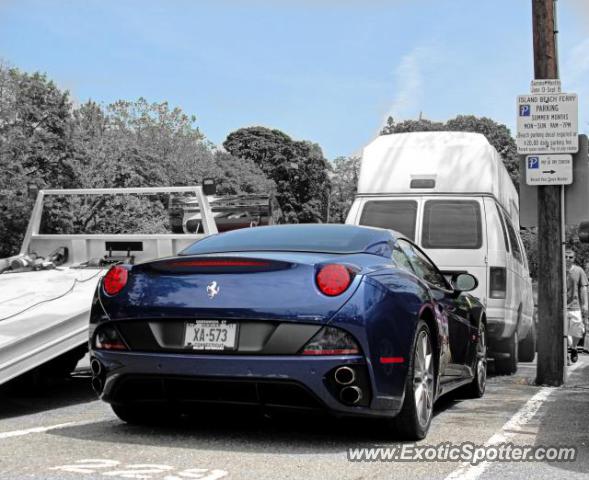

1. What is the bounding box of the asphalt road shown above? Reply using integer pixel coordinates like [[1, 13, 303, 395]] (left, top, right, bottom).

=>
[[0, 357, 587, 480]]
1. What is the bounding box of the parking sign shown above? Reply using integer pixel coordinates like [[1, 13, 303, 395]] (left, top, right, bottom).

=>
[[525, 154, 572, 185], [516, 93, 578, 154], [519, 105, 531, 116]]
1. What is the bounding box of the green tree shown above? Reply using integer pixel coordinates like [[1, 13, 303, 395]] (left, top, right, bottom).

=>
[[0, 68, 77, 189], [380, 116, 444, 135], [211, 150, 276, 195], [63, 100, 275, 235], [520, 228, 538, 279], [0, 65, 78, 256], [328, 156, 360, 223], [223, 127, 330, 223]]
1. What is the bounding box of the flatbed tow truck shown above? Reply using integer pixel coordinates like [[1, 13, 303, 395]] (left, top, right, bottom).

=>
[[0, 186, 220, 386]]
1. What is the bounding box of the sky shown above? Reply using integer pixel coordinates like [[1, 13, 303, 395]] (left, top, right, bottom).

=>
[[0, 0, 588, 160]]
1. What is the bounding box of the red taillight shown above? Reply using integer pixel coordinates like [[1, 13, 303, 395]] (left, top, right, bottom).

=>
[[380, 356, 405, 364], [316, 264, 353, 296], [103, 266, 128, 296]]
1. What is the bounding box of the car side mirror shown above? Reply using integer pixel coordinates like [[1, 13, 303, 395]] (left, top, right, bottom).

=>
[[579, 221, 589, 243], [452, 273, 478, 294]]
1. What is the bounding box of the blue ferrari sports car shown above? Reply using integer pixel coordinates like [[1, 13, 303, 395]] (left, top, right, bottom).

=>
[[89, 224, 486, 440]]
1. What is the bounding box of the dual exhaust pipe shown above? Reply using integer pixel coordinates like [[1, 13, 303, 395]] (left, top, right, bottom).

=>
[[90, 358, 104, 394], [334, 366, 363, 405]]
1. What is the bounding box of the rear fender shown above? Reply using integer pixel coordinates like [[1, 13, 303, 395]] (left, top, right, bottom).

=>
[[327, 272, 428, 410]]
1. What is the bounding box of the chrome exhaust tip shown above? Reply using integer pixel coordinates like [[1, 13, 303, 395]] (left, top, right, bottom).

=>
[[90, 358, 102, 377], [334, 366, 356, 386], [340, 386, 363, 405], [91, 376, 103, 394]]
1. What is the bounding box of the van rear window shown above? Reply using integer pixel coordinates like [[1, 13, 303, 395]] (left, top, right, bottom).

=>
[[422, 200, 482, 249], [359, 200, 417, 240]]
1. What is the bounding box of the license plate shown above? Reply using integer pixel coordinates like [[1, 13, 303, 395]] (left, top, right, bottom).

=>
[[184, 320, 238, 351]]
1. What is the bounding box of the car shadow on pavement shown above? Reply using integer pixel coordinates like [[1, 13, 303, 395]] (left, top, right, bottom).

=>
[[46, 387, 464, 453], [2, 366, 506, 452], [0, 370, 96, 420]]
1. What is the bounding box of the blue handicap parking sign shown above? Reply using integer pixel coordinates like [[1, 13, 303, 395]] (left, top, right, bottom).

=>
[[519, 104, 531, 116], [528, 156, 540, 169]]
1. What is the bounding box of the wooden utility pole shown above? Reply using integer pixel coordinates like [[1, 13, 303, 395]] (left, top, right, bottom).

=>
[[533, 0, 565, 386]]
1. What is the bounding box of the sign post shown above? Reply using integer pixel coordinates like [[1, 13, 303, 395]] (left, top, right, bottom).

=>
[[526, 0, 572, 387]]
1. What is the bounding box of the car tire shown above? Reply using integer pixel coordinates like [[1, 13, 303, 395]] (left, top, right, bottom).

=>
[[518, 322, 536, 362], [391, 320, 435, 440], [494, 331, 518, 375], [458, 322, 487, 399]]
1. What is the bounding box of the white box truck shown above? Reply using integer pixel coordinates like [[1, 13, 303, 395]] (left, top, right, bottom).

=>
[[346, 131, 534, 374]]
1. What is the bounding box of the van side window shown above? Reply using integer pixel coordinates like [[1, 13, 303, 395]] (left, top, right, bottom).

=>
[[495, 204, 510, 252], [504, 216, 522, 263], [359, 200, 418, 240], [422, 200, 482, 249], [398, 239, 450, 290], [517, 232, 529, 270]]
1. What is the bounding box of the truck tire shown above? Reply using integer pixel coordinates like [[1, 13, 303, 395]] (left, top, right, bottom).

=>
[[518, 323, 536, 362], [494, 331, 518, 375]]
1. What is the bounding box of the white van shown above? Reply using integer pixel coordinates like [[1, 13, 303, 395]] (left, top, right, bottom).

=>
[[345, 132, 535, 374]]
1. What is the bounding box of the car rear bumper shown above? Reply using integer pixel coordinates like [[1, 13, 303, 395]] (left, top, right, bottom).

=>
[[91, 350, 404, 418]]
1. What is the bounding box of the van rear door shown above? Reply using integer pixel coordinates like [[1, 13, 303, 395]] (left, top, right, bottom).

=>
[[349, 195, 488, 302], [349, 196, 420, 242]]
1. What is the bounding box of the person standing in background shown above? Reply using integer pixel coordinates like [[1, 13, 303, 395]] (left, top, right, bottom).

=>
[[566, 250, 588, 364], [583, 260, 589, 353]]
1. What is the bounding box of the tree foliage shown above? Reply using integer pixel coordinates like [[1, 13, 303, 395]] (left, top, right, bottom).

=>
[[0, 65, 274, 257], [0, 66, 77, 256], [328, 156, 360, 223], [223, 127, 330, 223]]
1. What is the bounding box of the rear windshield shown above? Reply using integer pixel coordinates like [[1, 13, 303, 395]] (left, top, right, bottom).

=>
[[422, 200, 482, 249], [180, 224, 385, 255], [359, 200, 417, 240]]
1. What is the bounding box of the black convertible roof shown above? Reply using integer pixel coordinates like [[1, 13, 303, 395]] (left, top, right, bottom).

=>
[[180, 224, 396, 255]]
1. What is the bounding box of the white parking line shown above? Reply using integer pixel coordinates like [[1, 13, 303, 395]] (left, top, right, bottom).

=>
[[444, 360, 584, 480], [0, 420, 92, 439]]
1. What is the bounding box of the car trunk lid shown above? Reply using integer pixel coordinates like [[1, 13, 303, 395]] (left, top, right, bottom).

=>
[[100, 252, 363, 324]]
